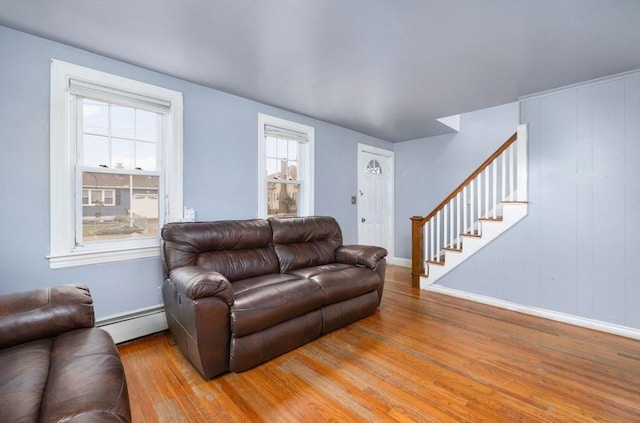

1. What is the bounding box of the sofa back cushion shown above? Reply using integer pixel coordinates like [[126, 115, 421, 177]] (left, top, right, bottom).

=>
[[162, 220, 280, 282], [270, 216, 343, 272]]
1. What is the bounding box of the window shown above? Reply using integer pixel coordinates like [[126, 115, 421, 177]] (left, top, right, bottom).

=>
[[50, 60, 183, 268], [82, 189, 116, 206], [258, 114, 313, 218], [366, 159, 382, 174]]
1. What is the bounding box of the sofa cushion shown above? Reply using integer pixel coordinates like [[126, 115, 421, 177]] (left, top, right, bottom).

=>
[[321, 291, 379, 334], [230, 275, 325, 337], [162, 219, 280, 281], [39, 328, 130, 423], [0, 339, 52, 423], [230, 310, 322, 372], [295, 265, 381, 305], [286, 263, 352, 279], [270, 216, 343, 272], [231, 273, 301, 296]]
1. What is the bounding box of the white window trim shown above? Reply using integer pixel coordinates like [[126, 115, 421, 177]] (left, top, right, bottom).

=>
[[257, 113, 314, 218], [49, 59, 183, 268]]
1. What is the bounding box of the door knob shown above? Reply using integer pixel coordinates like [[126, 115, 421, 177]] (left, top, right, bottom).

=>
[[361, 218, 366, 223]]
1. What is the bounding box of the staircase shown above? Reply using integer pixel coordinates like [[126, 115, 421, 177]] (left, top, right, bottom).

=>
[[411, 125, 528, 288]]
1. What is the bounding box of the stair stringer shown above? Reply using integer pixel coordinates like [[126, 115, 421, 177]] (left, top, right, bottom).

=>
[[420, 202, 528, 289]]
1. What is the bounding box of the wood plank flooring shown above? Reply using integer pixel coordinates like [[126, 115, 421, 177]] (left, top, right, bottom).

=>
[[117, 266, 640, 422]]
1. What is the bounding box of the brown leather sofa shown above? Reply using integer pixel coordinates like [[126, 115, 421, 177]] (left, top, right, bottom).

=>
[[0, 284, 131, 423], [162, 216, 387, 379]]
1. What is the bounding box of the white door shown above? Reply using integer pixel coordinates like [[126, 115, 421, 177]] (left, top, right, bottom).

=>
[[357, 145, 394, 257]]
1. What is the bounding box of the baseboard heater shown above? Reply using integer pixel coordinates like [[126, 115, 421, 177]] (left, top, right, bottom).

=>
[[96, 304, 168, 344]]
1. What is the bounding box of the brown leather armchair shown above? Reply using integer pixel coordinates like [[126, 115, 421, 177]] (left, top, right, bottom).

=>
[[0, 284, 131, 422]]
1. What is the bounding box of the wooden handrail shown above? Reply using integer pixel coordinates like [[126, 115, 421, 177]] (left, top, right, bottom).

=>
[[417, 131, 517, 226], [410, 131, 518, 287]]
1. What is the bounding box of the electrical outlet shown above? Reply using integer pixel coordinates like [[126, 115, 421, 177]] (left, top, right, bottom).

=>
[[183, 207, 195, 222]]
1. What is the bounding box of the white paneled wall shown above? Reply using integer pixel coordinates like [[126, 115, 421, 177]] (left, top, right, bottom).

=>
[[437, 70, 640, 331]]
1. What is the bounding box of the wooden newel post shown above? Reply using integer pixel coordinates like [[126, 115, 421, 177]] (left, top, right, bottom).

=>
[[410, 216, 425, 288]]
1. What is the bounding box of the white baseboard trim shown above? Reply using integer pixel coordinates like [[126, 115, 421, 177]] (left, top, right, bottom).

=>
[[426, 284, 640, 340], [390, 257, 411, 268], [96, 304, 168, 344]]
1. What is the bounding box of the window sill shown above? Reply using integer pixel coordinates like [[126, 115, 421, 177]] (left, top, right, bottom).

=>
[[48, 245, 160, 269]]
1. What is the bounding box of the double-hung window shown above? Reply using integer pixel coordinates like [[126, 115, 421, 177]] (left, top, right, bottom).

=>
[[258, 114, 314, 218], [50, 60, 183, 268]]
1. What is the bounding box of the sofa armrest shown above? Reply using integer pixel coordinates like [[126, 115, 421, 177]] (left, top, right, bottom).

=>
[[0, 284, 94, 349], [336, 245, 388, 269], [168, 266, 234, 305]]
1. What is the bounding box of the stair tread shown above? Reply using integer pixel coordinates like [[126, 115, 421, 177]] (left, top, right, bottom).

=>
[[479, 216, 503, 222], [444, 246, 463, 252]]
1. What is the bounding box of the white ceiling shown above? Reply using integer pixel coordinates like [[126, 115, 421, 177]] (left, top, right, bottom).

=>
[[1, 0, 639, 142]]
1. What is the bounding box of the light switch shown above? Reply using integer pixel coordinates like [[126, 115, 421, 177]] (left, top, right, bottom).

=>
[[351, 196, 357, 205]]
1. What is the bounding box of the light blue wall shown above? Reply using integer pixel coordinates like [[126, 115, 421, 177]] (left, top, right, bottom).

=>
[[438, 71, 640, 329], [0, 26, 391, 318], [394, 102, 519, 259]]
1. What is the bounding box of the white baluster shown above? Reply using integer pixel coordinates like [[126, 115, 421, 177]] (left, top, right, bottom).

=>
[[492, 160, 497, 218], [456, 193, 461, 249], [477, 172, 481, 221], [501, 150, 507, 202], [449, 199, 454, 249], [484, 167, 489, 218], [463, 186, 468, 237], [509, 141, 518, 201], [443, 204, 448, 257], [470, 179, 475, 234], [435, 211, 440, 261]]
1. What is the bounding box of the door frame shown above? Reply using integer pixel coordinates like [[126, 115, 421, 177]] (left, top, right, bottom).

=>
[[357, 143, 395, 262]]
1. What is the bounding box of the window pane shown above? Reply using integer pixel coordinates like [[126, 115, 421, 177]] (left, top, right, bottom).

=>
[[112, 138, 132, 169], [82, 189, 89, 205], [83, 99, 108, 135], [266, 157, 279, 177], [266, 137, 277, 158], [90, 190, 102, 205], [366, 159, 382, 174], [277, 138, 288, 159], [83, 134, 109, 167], [136, 109, 158, 142], [267, 182, 298, 217], [104, 189, 114, 206], [111, 105, 135, 139], [287, 160, 298, 181], [288, 140, 298, 161], [81, 171, 159, 243], [135, 141, 156, 170]]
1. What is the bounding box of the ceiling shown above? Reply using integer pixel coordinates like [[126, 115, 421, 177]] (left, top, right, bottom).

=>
[[1, 0, 639, 142]]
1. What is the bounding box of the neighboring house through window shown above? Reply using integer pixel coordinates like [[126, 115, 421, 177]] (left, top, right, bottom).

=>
[[50, 60, 183, 268], [258, 114, 314, 218]]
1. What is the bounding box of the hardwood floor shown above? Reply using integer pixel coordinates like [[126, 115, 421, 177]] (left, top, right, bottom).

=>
[[118, 266, 640, 422]]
